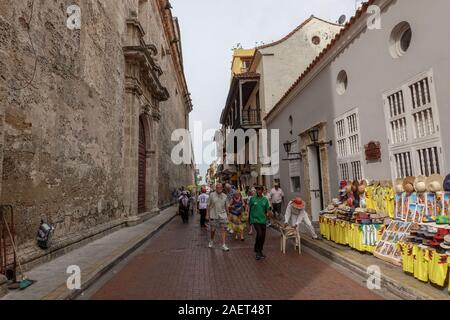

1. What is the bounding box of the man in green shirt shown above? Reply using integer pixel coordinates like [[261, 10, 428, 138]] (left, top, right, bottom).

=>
[[249, 185, 272, 260]]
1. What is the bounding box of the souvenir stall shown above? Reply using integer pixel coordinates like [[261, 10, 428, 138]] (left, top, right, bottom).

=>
[[319, 180, 393, 254], [320, 173, 450, 293], [392, 174, 450, 292]]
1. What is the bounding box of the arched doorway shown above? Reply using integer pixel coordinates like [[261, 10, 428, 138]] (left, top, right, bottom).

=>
[[138, 116, 146, 213]]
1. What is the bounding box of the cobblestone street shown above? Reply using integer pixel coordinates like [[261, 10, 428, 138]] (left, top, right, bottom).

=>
[[89, 215, 382, 300]]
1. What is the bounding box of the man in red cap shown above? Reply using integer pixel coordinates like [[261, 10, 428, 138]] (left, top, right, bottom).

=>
[[284, 198, 320, 240]]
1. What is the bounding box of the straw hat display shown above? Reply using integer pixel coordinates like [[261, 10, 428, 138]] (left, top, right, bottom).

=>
[[414, 175, 427, 193], [403, 176, 416, 194], [394, 178, 404, 193], [426, 174, 444, 193], [440, 235, 450, 250]]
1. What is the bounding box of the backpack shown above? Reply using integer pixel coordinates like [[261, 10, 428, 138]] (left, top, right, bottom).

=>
[[36, 221, 55, 250], [180, 196, 190, 210]]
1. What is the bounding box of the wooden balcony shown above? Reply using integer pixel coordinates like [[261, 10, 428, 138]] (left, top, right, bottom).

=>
[[241, 109, 262, 128]]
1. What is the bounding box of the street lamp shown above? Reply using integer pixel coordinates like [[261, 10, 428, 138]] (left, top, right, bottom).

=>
[[308, 127, 333, 147], [308, 127, 320, 145], [282, 140, 302, 161], [283, 141, 292, 154]]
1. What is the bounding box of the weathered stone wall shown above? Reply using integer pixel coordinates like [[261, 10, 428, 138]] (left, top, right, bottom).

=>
[[144, 0, 193, 208], [0, 0, 129, 251], [0, 0, 192, 264]]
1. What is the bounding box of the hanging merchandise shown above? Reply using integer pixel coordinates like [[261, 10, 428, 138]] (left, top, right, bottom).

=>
[[322, 173, 450, 292], [394, 178, 404, 220], [362, 224, 378, 246], [397, 241, 415, 274], [374, 220, 413, 266]]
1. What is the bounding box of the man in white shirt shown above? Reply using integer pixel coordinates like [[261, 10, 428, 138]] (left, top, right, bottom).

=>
[[270, 184, 284, 220], [207, 183, 230, 251], [197, 186, 209, 229], [284, 198, 319, 240]]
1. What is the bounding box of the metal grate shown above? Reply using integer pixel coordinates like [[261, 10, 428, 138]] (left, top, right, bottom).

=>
[[393, 152, 413, 178], [412, 108, 435, 139], [410, 77, 431, 109], [387, 90, 408, 144], [337, 139, 347, 158], [339, 163, 349, 181], [417, 146, 440, 176], [347, 113, 358, 135], [387, 90, 405, 118], [349, 134, 360, 155], [336, 119, 345, 139], [351, 161, 362, 180]]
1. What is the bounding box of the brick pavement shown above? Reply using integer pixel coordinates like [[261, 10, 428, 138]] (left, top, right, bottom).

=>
[[91, 216, 383, 300]]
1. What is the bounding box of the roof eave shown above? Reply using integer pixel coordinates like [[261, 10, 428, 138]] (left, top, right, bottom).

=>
[[265, 0, 392, 124]]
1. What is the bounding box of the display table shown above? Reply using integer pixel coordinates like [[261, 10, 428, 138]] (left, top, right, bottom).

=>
[[397, 242, 450, 291], [319, 215, 384, 253]]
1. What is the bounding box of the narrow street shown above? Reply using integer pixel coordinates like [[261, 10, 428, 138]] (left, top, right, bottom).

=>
[[2, 0, 450, 306], [86, 215, 382, 300]]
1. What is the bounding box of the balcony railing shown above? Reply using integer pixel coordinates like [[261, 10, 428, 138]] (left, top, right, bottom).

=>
[[242, 109, 261, 126]]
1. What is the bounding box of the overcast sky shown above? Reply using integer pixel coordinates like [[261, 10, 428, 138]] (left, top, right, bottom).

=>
[[171, 0, 363, 183]]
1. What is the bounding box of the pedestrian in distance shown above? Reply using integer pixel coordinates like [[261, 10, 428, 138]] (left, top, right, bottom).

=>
[[178, 191, 190, 224], [189, 189, 196, 216], [263, 186, 273, 227], [198, 186, 209, 229], [249, 185, 272, 260], [224, 183, 236, 235], [207, 183, 230, 252], [270, 183, 285, 221], [284, 198, 320, 240], [247, 187, 256, 236], [228, 191, 247, 241]]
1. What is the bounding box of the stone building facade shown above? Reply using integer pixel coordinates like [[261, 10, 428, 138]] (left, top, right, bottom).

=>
[[0, 0, 193, 270], [266, 0, 450, 220], [217, 17, 342, 189]]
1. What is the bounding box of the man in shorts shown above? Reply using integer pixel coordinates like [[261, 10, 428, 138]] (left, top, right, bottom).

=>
[[207, 183, 230, 251]]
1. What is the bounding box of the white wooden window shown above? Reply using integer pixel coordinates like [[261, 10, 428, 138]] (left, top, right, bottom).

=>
[[351, 161, 362, 180], [339, 163, 349, 181], [383, 70, 444, 179], [335, 108, 363, 181], [393, 150, 413, 178], [416, 144, 441, 176]]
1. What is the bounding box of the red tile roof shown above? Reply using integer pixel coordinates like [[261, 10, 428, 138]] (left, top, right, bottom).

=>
[[265, 0, 376, 122], [257, 15, 342, 50]]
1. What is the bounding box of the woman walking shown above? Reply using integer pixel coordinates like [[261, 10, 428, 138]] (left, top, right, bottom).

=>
[[228, 192, 247, 241]]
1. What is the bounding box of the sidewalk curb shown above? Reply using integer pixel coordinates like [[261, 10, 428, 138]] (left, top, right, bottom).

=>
[[44, 208, 178, 300], [300, 236, 441, 300]]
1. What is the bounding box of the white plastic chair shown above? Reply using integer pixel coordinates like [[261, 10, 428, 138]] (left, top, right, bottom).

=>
[[274, 221, 301, 254]]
